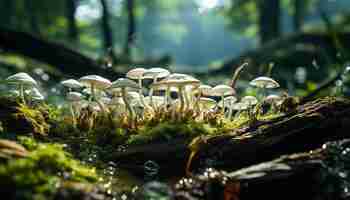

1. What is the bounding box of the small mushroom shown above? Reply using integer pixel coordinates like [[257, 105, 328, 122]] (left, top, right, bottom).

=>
[[197, 97, 217, 120], [249, 76, 280, 99], [25, 88, 45, 102], [126, 68, 147, 106], [241, 96, 259, 119], [79, 75, 111, 114], [6, 72, 38, 105], [211, 85, 235, 113], [78, 75, 111, 100], [231, 102, 249, 119], [110, 78, 141, 127], [66, 91, 84, 127], [218, 96, 237, 119], [60, 79, 83, 91], [152, 74, 200, 114], [143, 68, 170, 108], [264, 94, 283, 113]]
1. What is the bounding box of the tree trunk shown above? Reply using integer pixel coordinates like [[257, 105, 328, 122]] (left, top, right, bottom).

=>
[[66, 0, 79, 43], [258, 0, 281, 44], [294, 0, 305, 32], [25, 0, 41, 36], [100, 0, 114, 50], [124, 0, 136, 58], [0, 27, 122, 79], [0, 0, 15, 28]]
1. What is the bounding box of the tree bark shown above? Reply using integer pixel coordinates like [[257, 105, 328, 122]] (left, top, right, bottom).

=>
[[100, 0, 114, 50], [258, 0, 281, 44], [124, 0, 136, 58], [0, 28, 121, 79], [66, 0, 79, 42]]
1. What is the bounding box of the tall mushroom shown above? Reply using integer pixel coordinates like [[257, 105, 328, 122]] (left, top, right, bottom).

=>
[[6, 72, 38, 105], [218, 96, 237, 119], [78, 75, 112, 114], [152, 74, 200, 113], [211, 85, 235, 114], [61, 79, 83, 92], [249, 76, 280, 99], [66, 91, 84, 127], [241, 96, 258, 119], [126, 68, 147, 107], [110, 78, 141, 127], [143, 68, 170, 109]]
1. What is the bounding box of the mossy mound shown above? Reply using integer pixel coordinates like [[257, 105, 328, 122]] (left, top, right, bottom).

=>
[[0, 137, 108, 200]]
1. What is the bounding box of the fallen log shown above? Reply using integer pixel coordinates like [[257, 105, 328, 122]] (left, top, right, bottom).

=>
[[112, 97, 350, 177], [212, 32, 350, 75], [0, 28, 121, 79], [173, 139, 350, 200]]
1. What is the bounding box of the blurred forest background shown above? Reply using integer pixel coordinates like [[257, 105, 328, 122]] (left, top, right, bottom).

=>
[[0, 0, 350, 102]]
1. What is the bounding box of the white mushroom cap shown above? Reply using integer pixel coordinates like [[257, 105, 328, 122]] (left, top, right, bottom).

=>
[[110, 78, 140, 89], [231, 102, 249, 111], [143, 68, 170, 79], [61, 79, 83, 89], [151, 73, 200, 88], [265, 94, 283, 104], [198, 84, 212, 96], [241, 96, 258, 106], [152, 84, 179, 92], [198, 97, 217, 110], [126, 68, 146, 80], [6, 72, 37, 86], [78, 75, 112, 89], [218, 96, 237, 108], [25, 88, 44, 100], [66, 92, 84, 101], [249, 77, 280, 89], [211, 85, 235, 96]]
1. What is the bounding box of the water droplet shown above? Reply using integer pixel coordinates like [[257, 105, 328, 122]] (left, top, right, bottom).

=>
[[121, 194, 127, 200], [144, 160, 159, 178], [141, 182, 172, 199]]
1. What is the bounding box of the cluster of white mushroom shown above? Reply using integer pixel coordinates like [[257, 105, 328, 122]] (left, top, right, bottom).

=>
[[2, 69, 285, 128], [57, 68, 284, 127], [4, 72, 44, 105]]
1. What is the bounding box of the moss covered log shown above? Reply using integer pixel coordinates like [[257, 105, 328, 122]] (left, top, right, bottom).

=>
[[112, 97, 350, 176], [173, 139, 350, 200]]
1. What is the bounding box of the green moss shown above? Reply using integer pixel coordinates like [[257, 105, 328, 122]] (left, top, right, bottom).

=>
[[0, 137, 98, 200], [126, 121, 215, 145]]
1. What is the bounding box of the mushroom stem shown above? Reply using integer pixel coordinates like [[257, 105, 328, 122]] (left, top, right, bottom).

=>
[[149, 76, 157, 109], [19, 84, 26, 105], [228, 106, 233, 120], [90, 83, 108, 114], [179, 86, 185, 113], [221, 94, 225, 114], [138, 78, 146, 107], [183, 88, 190, 111], [70, 103, 77, 128], [165, 85, 171, 110], [122, 88, 135, 127]]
